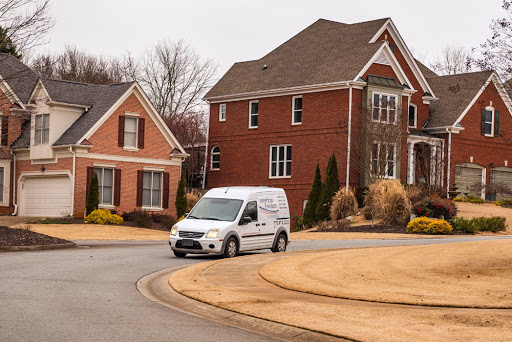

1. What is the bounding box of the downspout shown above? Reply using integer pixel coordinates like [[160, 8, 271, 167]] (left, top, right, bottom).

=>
[[69, 147, 76, 217], [446, 128, 452, 198], [10, 151, 17, 215], [345, 83, 353, 190], [202, 103, 211, 190]]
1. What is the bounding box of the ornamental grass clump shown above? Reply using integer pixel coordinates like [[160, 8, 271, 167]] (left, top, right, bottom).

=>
[[330, 187, 358, 220], [406, 217, 453, 235], [85, 209, 123, 225], [186, 192, 201, 211], [363, 179, 411, 226], [413, 195, 457, 220]]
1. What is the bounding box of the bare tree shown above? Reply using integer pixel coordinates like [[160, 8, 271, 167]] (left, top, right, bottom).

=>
[[0, 0, 54, 57], [125, 39, 217, 118], [31, 45, 125, 84], [430, 43, 473, 75]]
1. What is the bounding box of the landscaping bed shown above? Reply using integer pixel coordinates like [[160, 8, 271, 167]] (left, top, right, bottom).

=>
[[0, 226, 72, 247], [312, 224, 406, 234]]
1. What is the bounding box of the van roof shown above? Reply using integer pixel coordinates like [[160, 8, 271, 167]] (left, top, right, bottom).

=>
[[203, 186, 285, 200]]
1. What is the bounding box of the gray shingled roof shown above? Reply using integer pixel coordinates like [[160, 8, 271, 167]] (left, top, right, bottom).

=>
[[0, 53, 39, 104], [205, 18, 389, 99], [425, 71, 493, 128], [415, 59, 438, 79], [11, 79, 135, 149]]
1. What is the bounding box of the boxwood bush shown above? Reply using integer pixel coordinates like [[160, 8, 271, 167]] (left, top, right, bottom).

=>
[[85, 209, 123, 225], [406, 217, 453, 235]]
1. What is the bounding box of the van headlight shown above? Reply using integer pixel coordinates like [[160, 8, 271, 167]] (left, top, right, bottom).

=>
[[170, 225, 178, 236], [206, 229, 219, 239]]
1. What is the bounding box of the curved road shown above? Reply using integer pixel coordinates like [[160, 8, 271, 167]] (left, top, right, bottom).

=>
[[0, 236, 509, 341]]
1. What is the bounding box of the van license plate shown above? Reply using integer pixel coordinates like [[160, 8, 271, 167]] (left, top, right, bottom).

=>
[[182, 239, 194, 247]]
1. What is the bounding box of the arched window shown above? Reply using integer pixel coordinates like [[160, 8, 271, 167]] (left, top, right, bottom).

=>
[[408, 104, 417, 128], [211, 146, 220, 170]]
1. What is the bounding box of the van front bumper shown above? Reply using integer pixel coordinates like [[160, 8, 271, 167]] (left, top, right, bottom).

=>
[[169, 237, 223, 254]]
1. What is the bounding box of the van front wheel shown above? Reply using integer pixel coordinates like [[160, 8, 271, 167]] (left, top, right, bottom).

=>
[[272, 233, 287, 253], [223, 237, 238, 258], [173, 251, 187, 258]]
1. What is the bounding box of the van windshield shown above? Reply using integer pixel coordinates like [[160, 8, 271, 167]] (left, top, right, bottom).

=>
[[187, 197, 244, 222]]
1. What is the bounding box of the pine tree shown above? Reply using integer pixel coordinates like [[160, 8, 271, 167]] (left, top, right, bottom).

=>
[[86, 172, 99, 216], [0, 27, 21, 59], [175, 172, 187, 218], [315, 153, 340, 220], [303, 164, 322, 226]]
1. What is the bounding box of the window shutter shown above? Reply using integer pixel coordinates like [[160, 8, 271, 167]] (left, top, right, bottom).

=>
[[481, 109, 486, 136], [163, 172, 169, 209], [494, 110, 500, 137], [1, 115, 8, 146], [136, 170, 143, 207], [118, 116, 125, 147], [138, 117, 145, 149], [114, 169, 121, 206], [86, 167, 93, 199]]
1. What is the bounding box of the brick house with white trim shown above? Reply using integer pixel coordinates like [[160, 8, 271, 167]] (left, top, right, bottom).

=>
[[0, 53, 186, 217], [204, 18, 512, 217]]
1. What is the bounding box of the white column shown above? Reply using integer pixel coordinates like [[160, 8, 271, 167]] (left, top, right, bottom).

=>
[[408, 142, 415, 184], [431, 145, 437, 186]]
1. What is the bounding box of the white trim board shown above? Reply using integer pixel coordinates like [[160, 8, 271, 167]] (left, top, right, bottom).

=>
[[75, 152, 183, 167]]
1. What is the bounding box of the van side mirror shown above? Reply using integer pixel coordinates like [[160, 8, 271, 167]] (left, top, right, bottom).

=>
[[240, 216, 252, 225]]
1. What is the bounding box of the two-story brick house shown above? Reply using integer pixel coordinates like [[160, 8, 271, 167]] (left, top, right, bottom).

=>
[[204, 18, 512, 217], [0, 53, 186, 217]]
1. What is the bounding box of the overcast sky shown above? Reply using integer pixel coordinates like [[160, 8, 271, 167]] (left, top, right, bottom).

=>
[[34, 0, 506, 79]]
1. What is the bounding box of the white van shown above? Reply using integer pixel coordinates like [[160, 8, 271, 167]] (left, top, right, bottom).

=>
[[169, 186, 290, 258]]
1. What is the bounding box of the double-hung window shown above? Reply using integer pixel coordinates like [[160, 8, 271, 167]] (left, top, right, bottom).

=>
[[34, 113, 50, 145], [124, 116, 138, 148], [143, 171, 162, 208], [219, 104, 226, 121], [292, 96, 302, 125], [249, 100, 258, 128], [211, 146, 220, 170], [371, 142, 396, 178], [270, 144, 292, 178], [408, 104, 417, 128], [483, 107, 497, 137], [372, 93, 397, 124], [94, 168, 114, 206]]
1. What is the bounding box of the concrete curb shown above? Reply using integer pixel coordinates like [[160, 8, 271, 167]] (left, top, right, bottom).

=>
[[137, 266, 350, 342], [0, 242, 76, 252]]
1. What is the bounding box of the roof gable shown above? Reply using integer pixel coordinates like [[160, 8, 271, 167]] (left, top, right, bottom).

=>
[[0, 53, 39, 106]]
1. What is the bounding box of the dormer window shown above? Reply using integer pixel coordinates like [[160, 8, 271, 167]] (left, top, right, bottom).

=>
[[372, 93, 397, 124], [481, 106, 499, 137], [34, 114, 49, 145]]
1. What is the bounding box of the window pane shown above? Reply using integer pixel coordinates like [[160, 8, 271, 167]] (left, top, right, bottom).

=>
[[94, 168, 103, 185], [43, 128, 49, 143], [35, 129, 41, 145], [212, 154, 220, 162], [389, 97, 396, 109], [271, 162, 277, 177], [485, 110, 493, 122], [485, 123, 492, 135], [153, 172, 161, 190], [294, 97, 302, 110], [294, 111, 302, 123], [35, 115, 42, 130], [251, 102, 258, 114], [212, 146, 220, 153], [142, 189, 151, 206], [103, 169, 113, 186], [143, 172, 151, 189], [408, 106, 416, 126], [124, 132, 136, 148], [373, 94, 379, 106], [0, 167, 4, 202], [43, 114, 50, 129], [152, 189, 161, 207], [279, 146, 285, 161], [243, 201, 258, 221], [381, 95, 388, 108], [279, 161, 284, 176], [372, 107, 379, 120], [271, 147, 277, 161], [286, 145, 292, 160], [251, 114, 258, 127], [286, 161, 291, 176], [103, 186, 113, 205], [125, 117, 137, 133], [389, 109, 395, 124], [388, 162, 394, 177]]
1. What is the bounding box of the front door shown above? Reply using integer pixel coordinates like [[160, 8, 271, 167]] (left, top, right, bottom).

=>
[[239, 200, 265, 251], [414, 143, 431, 184]]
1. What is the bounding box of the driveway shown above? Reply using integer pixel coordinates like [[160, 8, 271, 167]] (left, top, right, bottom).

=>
[[0, 215, 40, 227]]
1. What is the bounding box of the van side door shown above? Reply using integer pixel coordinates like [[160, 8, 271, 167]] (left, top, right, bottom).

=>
[[238, 200, 265, 251]]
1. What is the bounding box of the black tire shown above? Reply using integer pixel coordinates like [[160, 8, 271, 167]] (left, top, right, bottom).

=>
[[272, 233, 287, 253], [223, 237, 238, 258], [173, 250, 187, 258]]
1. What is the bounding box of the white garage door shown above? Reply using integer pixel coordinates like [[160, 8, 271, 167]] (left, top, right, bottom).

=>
[[494, 168, 512, 200], [21, 176, 71, 217], [455, 165, 483, 198]]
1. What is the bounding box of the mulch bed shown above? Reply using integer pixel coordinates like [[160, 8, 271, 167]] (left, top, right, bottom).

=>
[[0, 226, 72, 247], [314, 225, 407, 233]]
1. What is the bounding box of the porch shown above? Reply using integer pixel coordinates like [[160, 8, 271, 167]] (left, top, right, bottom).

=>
[[406, 133, 445, 187]]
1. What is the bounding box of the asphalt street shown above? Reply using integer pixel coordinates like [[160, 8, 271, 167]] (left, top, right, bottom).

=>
[[1, 236, 510, 342]]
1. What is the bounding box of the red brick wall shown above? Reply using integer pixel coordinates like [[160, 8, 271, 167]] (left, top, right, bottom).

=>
[[449, 81, 512, 188]]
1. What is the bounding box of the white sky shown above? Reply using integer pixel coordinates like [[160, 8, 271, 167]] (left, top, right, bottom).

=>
[[34, 0, 506, 79]]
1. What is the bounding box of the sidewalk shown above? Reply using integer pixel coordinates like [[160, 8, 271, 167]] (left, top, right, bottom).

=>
[[168, 240, 512, 342]]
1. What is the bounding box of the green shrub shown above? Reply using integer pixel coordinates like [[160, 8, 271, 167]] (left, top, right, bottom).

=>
[[85, 209, 123, 225], [316, 154, 340, 221], [472, 216, 507, 232], [131, 210, 152, 228], [175, 173, 187, 219], [291, 215, 304, 232], [303, 164, 322, 226], [448, 217, 478, 234], [406, 217, 453, 234], [413, 195, 457, 220], [330, 187, 358, 220], [495, 199, 512, 208], [86, 172, 99, 216], [151, 213, 176, 229], [363, 179, 411, 226]]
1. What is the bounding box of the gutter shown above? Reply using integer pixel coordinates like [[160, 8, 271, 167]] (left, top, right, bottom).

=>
[[446, 128, 452, 198], [69, 147, 76, 217], [345, 83, 353, 190]]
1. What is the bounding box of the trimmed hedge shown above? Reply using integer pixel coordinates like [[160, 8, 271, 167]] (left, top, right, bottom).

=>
[[406, 217, 453, 235], [85, 209, 123, 225], [448, 216, 507, 234]]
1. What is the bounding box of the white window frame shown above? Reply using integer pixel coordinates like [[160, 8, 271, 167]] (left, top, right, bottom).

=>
[[34, 113, 50, 145], [210, 146, 220, 170], [219, 103, 226, 122], [0, 160, 10, 206], [124, 114, 138, 150], [249, 100, 259, 129], [372, 92, 397, 125], [142, 171, 163, 209], [408, 103, 417, 128], [484, 106, 495, 137], [292, 95, 302, 125], [269, 144, 292, 179], [94, 167, 114, 208], [370, 142, 396, 179]]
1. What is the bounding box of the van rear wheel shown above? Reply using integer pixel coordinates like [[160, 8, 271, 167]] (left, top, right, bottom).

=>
[[173, 251, 187, 258], [223, 237, 238, 258], [272, 233, 287, 253]]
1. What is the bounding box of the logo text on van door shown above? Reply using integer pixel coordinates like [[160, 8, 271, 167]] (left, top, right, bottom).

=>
[[259, 197, 279, 217]]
